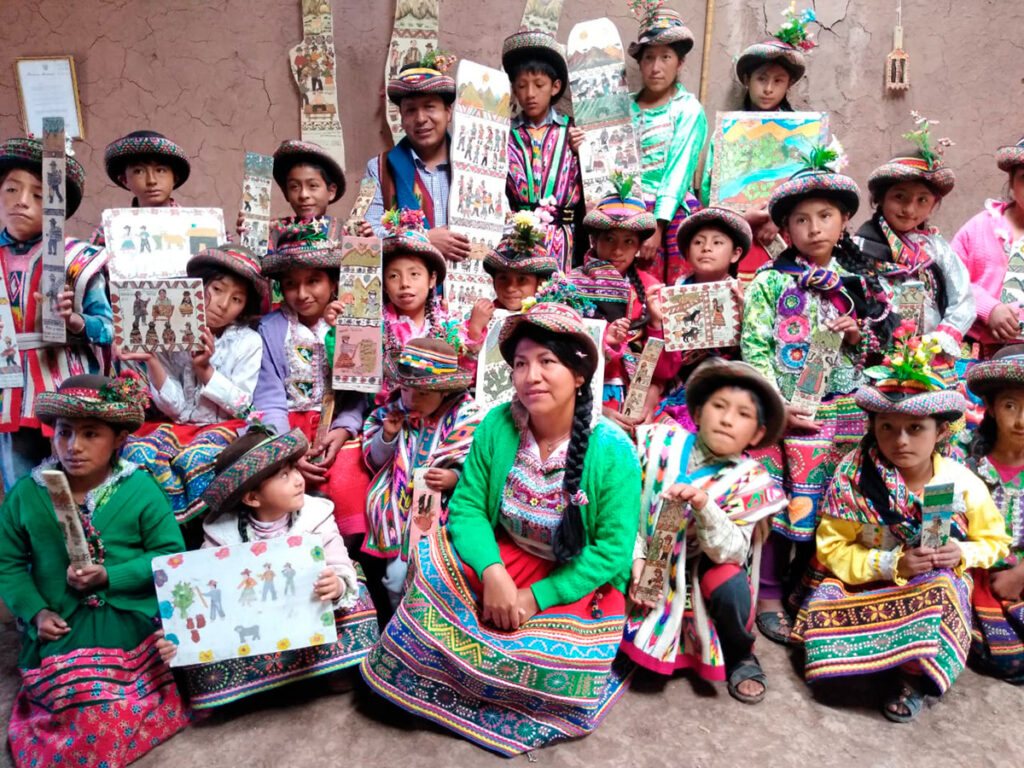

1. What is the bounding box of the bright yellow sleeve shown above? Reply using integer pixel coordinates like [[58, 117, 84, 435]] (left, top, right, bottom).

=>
[[957, 467, 1011, 572], [817, 515, 902, 586]]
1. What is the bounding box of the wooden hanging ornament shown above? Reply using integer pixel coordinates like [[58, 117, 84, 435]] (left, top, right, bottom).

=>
[[886, 1, 909, 92]]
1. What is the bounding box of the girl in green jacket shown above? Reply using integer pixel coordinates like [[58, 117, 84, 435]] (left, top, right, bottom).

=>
[[0, 373, 189, 768]]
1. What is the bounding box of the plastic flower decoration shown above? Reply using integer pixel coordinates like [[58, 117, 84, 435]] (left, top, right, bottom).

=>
[[382, 207, 427, 236], [904, 112, 955, 170], [508, 211, 547, 255], [775, 2, 817, 51], [628, 0, 666, 23], [101, 370, 151, 410], [863, 320, 946, 391], [422, 49, 456, 74], [436, 318, 466, 355]]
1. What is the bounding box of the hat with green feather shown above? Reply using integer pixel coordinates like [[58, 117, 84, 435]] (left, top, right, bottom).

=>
[[768, 140, 860, 226], [583, 172, 657, 239], [868, 112, 956, 200]]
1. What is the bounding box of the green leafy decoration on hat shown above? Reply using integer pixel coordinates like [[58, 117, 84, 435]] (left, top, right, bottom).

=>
[[434, 317, 465, 355], [863, 319, 946, 391], [904, 111, 955, 171], [508, 211, 547, 254], [774, 2, 817, 51], [609, 170, 635, 201], [795, 137, 848, 174], [271, 216, 329, 244], [521, 273, 596, 317]]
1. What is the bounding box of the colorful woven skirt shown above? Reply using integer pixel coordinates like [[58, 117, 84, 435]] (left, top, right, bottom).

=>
[[124, 420, 242, 522], [752, 394, 867, 541], [791, 568, 972, 695], [179, 583, 378, 708], [361, 530, 630, 757], [969, 567, 1024, 683], [7, 634, 191, 768]]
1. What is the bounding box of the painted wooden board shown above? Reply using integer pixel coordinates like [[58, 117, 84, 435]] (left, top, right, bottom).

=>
[[290, 0, 345, 172], [920, 482, 957, 548], [345, 177, 377, 236], [102, 207, 226, 280], [622, 336, 664, 419], [239, 152, 273, 255], [407, 467, 441, 556], [999, 242, 1024, 339], [449, 59, 511, 256], [41, 117, 66, 344], [0, 265, 22, 388], [634, 498, 688, 606], [789, 328, 842, 417], [567, 18, 643, 208], [41, 470, 92, 569], [519, 0, 564, 34], [111, 278, 207, 354], [153, 535, 338, 667], [661, 280, 741, 351], [384, 0, 440, 144], [331, 236, 383, 393]]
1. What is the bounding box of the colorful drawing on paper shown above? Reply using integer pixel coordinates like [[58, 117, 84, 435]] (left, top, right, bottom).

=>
[[41, 117, 67, 344], [568, 18, 643, 208], [443, 258, 494, 320], [291, 0, 345, 171], [407, 467, 442, 555], [519, 0, 564, 34], [153, 535, 338, 667], [449, 59, 511, 255], [0, 267, 22, 388], [661, 280, 742, 352], [332, 236, 383, 393], [102, 207, 226, 280], [111, 278, 207, 354], [621, 336, 664, 419], [920, 482, 958, 549], [709, 111, 829, 212], [789, 328, 842, 417], [239, 152, 273, 255], [384, 0, 440, 144]]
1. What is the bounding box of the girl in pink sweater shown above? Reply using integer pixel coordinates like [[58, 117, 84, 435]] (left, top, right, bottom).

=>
[[952, 137, 1024, 354]]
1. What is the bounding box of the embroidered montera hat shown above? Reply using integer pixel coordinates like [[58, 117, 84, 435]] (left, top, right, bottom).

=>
[[735, 4, 817, 83], [272, 139, 345, 203], [104, 130, 190, 189], [35, 372, 149, 431]]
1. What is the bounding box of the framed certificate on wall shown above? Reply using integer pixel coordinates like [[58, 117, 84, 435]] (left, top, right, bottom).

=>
[[14, 56, 84, 139]]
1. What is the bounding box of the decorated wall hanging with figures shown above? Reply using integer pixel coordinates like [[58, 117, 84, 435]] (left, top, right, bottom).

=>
[[290, 0, 345, 171]]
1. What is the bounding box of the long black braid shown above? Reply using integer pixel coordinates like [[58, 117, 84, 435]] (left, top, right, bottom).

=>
[[968, 411, 998, 461], [833, 230, 898, 349], [507, 324, 596, 563], [625, 263, 650, 334]]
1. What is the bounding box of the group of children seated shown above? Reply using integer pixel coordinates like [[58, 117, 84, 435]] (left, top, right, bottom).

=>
[[1, 1, 1023, 764]]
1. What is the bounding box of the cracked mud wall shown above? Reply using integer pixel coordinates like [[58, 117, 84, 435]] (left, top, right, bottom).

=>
[[1, 0, 1020, 236]]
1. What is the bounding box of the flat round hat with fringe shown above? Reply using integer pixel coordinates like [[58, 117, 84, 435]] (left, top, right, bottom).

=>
[[628, 4, 695, 60], [966, 344, 1024, 401], [35, 372, 148, 431], [104, 130, 190, 190], [996, 137, 1024, 173], [200, 428, 309, 518], [675, 206, 752, 256], [502, 31, 569, 102], [498, 301, 599, 378], [855, 323, 965, 418], [0, 137, 86, 218], [735, 5, 817, 83], [262, 216, 343, 277], [685, 357, 786, 448], [380, 208, 447, 281], [272, 139, 345, 202], [187, 245, 272, 315], [396, 336, 472, 391]]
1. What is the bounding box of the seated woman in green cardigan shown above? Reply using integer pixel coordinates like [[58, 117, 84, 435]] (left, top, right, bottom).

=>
[[361, 301, 642, 757], [0, 373, 190, 768]]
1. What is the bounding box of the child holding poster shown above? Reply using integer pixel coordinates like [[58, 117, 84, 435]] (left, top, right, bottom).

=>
[[157, 427, 378, 707], [0, 138, 114, 490], [363, 337, 480, 607], [0, 374, 189, 766], [120, 245, 270, 532]]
